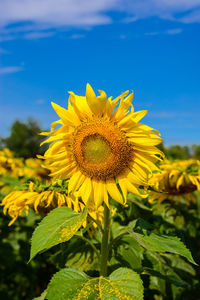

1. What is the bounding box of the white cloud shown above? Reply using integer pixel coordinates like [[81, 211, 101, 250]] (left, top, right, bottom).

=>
[[145, 28, 183, 36], [70, 34, 85, 39], [0, 0, 114, 28], [0, 66, 23, 75], [0, 35, 15, 42], [0, 0, 199, 41], [23, 31, 55, 39], [119, 34, 127, 39], [0, 47, 9, 54], [35, 99, 45, 105], [145, 31, 159, 36], [165, 28, 183, 34], [180, 9, 200, 23], [121, 0, 200, 23]]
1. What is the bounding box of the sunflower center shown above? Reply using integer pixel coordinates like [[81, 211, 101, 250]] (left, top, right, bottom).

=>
[[82, 134, 111, 164], [72, 119, 133, 180]]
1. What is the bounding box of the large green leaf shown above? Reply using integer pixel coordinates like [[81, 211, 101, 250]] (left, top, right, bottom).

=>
[[30, 207, 87, 261], [33, 290, 47, 300], [116, 235, 144, 269], [128, 229, 196, 265], [46, 267, 144, 300]]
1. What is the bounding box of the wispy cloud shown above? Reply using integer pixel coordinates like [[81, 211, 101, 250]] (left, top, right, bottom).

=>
[[165, 28, 183, 35], [119, 34, 127, 39], [145, 31, 159, 36], [145, 28, 183, 36], [70, 34, 85, 39], [0, 66, 23, 75], [0, 0, 113, 31], [0, 0, 199, 41], [35, 99, 45, 105], [23, 31, 55, 40], [0, 47, 9, 54], [0, 35, 15, 42], [180, 9, 200, 23], [121, 0, 200, 24]]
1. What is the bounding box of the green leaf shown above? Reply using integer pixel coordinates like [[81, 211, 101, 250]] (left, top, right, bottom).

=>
[[46, 267, 144, 300], [29, 207, 87, 261], [116, 235, 144, 269], [33, 290, 47, 300], [163, 253, 196, 276], [128, 229, 196, 265], [121, 247, 142, 269], [129, 218, 155, 231], [1, 175, 23, 187], [127, 194, 151, 211], [141, 267, 185, 287]]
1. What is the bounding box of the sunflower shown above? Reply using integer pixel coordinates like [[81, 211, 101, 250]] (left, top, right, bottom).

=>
[[23, 158, 50, 180], [1, 181, 104, 227], [0, 148, 24, 177], [149, 159, 200, 205], [40, 84, 163, 209], [1, 182, 73, 225]]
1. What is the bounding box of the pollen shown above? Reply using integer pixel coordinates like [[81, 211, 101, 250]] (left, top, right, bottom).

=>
[[72, 119, 133, 180]]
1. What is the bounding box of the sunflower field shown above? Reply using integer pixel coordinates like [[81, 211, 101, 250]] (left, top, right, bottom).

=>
[[0, 85, 200, 300]]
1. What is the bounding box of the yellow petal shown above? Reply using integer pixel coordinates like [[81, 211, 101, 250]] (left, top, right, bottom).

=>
[[51, 102, 77, 126], [117, 176, 128, 201], [86, 83, 106, 115], [68, 171, 85, 193], [131, 110, 148, 123], [93, 181, 104, 208], [78, 176, 92, 205], [106, 180, 123, 204], [129, 136, 162, 146]]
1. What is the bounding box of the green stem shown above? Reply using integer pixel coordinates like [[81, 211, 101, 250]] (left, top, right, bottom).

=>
[[100, 203, 110, 277]]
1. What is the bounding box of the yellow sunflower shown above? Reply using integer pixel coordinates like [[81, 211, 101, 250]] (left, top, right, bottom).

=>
[[149, 159, 200, 205], [1, 181, 104, 227], [40, 84, 163, 209], [1, 182, 73, 225], [0, 148, 24, 177], [23, 158, 50, 180]]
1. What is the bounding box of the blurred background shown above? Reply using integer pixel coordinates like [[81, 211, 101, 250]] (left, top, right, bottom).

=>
[[0, 1, 200, 299]]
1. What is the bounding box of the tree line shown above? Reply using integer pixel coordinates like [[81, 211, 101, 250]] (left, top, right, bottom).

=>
[[0, 119, 200, 160]]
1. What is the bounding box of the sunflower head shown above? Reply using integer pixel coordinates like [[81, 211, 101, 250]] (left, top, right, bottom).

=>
[[23, 158, 50, 180], [40, 84, 163, 209], [1, 181, 104, 229], [149, 159, 200, 205], [0, 148, 24, 177]]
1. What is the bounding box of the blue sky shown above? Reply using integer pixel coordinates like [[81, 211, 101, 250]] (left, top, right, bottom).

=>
[[0, 0, 200, 145]]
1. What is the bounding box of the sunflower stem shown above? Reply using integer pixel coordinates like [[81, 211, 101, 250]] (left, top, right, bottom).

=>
[[100, 203, 110, 277]]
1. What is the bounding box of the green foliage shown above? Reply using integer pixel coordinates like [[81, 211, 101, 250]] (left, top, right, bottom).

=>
[[33, 290, 47, 300], [0, 210, 57, 300], [1, 119, 46, 158], [192, 144, 200, 160], [46, 267, 144, 300], [110, 195, 200, 299], [128, 228, 196, 265], [30, 207, 87, 261], [158, 143, 200, 160]]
